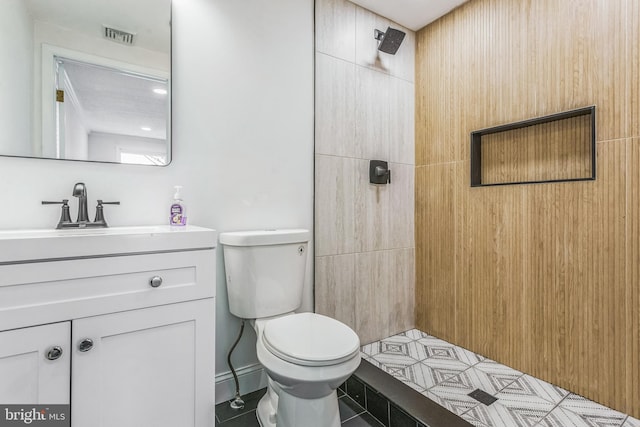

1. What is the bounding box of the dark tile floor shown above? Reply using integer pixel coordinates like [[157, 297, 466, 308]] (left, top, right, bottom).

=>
[[215, 387, 384, 426]]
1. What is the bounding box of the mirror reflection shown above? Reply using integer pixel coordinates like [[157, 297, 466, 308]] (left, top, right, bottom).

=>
[[0, 0, 171, 165]]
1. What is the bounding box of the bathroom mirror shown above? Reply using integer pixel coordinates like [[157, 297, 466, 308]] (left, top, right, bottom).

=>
[[0, 0, 171, 165]]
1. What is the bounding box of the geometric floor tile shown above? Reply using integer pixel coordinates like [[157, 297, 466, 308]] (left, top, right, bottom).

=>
[[461, 365, 521, 395], [499, 374, 568, 405], [558, 394, 627, 426], [402, 328, 431, 340], [461, 410, 491, 427], [425, 389, 480, 416], [473, 360, 522, 391], [361, 335, 414, 359], [486, 386, 556, 425], [462, 400, 551, 427], [369, 352, 418, 369], [623, 416, 640, 427], [396, 361, 444, 390], [420, 357, 472, 380], [536, 405, 626, 427], [415, 336, 483, 365], [361, 329, 636, 427]]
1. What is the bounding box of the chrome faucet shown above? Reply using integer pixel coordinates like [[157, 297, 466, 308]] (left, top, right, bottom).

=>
[[72, 182, 89, 223], [42, 182, 119, 229]]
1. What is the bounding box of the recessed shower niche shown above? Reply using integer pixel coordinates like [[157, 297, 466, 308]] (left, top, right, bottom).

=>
[[470, 106, 596, 187]]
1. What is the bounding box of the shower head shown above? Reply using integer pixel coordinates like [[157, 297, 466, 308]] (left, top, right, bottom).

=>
[[374, 27, 406, 55]]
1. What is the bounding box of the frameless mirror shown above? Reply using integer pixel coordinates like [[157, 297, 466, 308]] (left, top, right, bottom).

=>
[[0, 0, 171, 165]]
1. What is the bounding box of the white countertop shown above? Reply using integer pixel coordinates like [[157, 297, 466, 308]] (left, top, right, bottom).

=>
[[0, 225, 217, 264]]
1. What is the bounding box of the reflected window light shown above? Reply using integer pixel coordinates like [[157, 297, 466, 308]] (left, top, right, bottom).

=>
[[120, 152, 166, 165], [153, 88, 168, 95]]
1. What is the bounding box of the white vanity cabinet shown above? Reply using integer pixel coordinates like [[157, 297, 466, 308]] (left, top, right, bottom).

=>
[[0, 225, 216, 427]]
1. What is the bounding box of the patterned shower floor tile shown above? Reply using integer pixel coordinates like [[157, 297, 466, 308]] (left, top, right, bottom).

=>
[[557, 394, 627, 426], [499, 374, 568, 405], [623, 415, 640, 427], [360, 328, 638, 427], [461, 397, 553, 427]]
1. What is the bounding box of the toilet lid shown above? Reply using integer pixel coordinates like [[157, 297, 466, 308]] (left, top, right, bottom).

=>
[[262, 313, 360, 367]]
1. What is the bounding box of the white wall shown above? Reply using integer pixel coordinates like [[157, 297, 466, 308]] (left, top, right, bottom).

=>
[[88, 132, 166, 163], [0, 0, 314, 403], [1, 0, 32, 157]]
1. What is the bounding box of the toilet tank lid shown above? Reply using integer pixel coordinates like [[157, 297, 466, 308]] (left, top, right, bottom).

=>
[[219, 229, 310, 246]]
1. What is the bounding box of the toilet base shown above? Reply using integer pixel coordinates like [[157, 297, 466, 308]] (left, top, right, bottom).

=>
[[256, 380, 340, 427]]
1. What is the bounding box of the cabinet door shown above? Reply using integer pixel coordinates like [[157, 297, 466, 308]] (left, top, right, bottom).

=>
[[71, 298, 215, 427], [0, 322, 70, 404]]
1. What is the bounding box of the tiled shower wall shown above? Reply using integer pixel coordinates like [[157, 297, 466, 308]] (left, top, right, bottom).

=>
[[314, 0, 416, 344]]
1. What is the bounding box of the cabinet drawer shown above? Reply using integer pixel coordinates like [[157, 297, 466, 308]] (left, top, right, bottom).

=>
[[0, 249, 215, 330]]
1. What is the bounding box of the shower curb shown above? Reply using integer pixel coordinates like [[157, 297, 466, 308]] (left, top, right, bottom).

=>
[[344, 359, 473, 427]]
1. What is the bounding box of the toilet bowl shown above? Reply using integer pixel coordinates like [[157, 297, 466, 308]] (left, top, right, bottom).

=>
[[219, 229, 361, 427], [252, 313, 361, 427]]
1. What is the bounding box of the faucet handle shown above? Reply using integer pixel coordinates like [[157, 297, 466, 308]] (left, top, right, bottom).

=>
[[94, 200, 120, 227], [42, 200, 72, 228]]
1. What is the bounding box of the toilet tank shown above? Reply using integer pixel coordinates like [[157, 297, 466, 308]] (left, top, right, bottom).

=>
[[219, 229, 310, 319]]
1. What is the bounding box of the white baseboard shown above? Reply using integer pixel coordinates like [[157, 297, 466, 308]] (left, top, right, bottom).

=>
[[215, 363, 268, 404]]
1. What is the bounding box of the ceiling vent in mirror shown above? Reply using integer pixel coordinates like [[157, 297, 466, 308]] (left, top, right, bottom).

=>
[[103, 26, 136, 46]]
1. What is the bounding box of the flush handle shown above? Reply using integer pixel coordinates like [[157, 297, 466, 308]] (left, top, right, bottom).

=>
[[45, 346, 63, 361], [149, 276, 163, 288]]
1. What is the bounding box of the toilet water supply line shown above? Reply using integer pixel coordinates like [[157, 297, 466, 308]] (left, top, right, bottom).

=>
[[227, 319, 246, 409]]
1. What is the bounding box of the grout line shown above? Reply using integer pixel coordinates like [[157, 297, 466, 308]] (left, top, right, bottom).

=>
[[314, 152, 416, 166], [316, 247, 416, 257]]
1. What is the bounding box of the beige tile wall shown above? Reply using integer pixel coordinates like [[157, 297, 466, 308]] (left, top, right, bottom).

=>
[[314, 0, 415, 344]]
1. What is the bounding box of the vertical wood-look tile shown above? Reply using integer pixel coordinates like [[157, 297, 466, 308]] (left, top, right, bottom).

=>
[[355, 66, 390, 160], [626, 138, 640, 417], [315, 155, 356, 256], [389, 248, 415, 336], [415, 163, 460, 341], [355, 250, 391, 344], [414, 20, 463, 165], [315, 53, 356, 157], [460, 183, 525, 360], [388, 163, 414, 249], [389, 77, 415, 165], [354, 159, 389, 252], [415, 0, 638, 417], [315, 254, 357, 331], [315, 0, 356, 62], [630, 0, 640, 138]]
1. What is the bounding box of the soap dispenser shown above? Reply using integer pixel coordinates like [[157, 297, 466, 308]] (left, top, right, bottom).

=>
[[169, 185, 187, 226]]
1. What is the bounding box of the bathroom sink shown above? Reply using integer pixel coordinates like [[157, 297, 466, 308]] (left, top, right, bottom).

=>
[[0, 225, 216, 264]]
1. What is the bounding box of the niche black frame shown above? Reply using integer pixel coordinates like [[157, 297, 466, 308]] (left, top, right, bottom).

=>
[[470, 106, 596, 187]]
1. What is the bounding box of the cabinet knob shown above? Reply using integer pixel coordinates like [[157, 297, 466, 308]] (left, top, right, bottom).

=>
[[78, 338, 94, 352], [46, 346, 63, 361], [149, 276, 163, 288]]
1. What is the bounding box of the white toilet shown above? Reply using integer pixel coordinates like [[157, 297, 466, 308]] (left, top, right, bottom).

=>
[[219, 229, 361, 427]]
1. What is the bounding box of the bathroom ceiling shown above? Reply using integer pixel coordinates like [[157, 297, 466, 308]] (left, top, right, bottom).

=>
[[348, 0, 469, 31], [25, 0, 170, 53]]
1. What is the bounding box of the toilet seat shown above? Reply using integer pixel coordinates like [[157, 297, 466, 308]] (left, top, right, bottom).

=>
[[262, 313, 360, 367]]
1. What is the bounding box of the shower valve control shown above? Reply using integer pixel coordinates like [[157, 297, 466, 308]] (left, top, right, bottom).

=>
[[369, 160, 391, 184]]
